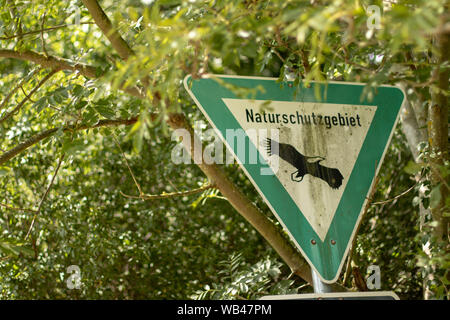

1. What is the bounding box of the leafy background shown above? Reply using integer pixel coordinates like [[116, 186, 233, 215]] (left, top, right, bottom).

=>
[[0, 0, 448, 299]]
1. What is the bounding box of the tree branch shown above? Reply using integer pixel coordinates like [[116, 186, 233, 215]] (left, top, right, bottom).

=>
[[0, 68, 40, 112], [0, 49, 145, 99], [0, 117, 138, 166], [0, 23, 94, 41], [428, 15, 450, 242], [398, 83, 427, 162], [0, 49, 97, 78], [112, 133, 143, 196], [120, 184, 215, 200], [40, 12, 49, 58], [0, 203, 37, 214], [0, 127, 58, 166], [299, 49, 311, 73], [370, 177, 422, 205], [80, 0, 134, 61], [20, 85, 36, 103], [25, 153, 65, 240], [0, 69, 57, 123], [79, 0, 152, 89]]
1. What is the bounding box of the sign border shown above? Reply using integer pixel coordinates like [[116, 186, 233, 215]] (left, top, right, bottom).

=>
[[184, 74, 405, 283]]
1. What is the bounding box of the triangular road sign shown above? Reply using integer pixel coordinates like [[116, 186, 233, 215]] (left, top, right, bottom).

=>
[[184, 74, 405, 283]]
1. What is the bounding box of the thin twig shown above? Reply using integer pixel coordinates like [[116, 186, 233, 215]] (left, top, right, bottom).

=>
[[370, 169, 425, 205], [25, 153, 65, 240], [0, 22, 95, 41], [19, 85, 36, 103], [0, 49, 144, 98], [0, 255, 12, 262], [0, 70, 57, 123], [299, 49, 311, 73], [46, 101, 82, 121], [112, 134, 143, 196], [400, 77, 437, 89], [370, 181, 419, 205], [335, 48, 374, 73], [120, 184, 215, 200], [0, 68, 40, 112], [81, 0, 135, 61], [0, 116, 139, 166], [272, 48, 286, 63], [166, 178, 181, 193], [0, 202, 37, 213], [41, 13, 49, 58]]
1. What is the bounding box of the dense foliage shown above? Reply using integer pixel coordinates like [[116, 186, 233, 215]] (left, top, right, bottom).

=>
[[0, 0, 448, 299]]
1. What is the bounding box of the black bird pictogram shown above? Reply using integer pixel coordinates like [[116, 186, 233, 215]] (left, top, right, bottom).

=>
[[265, 138, 344, 189]]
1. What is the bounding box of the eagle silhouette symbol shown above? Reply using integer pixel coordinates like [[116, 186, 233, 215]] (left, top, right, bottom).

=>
[[265, 138, 344, 189]]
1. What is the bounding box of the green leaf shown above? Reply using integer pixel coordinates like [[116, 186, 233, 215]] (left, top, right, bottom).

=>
[[0, 242, 20, 256], [102, 128, 112, 136], [0, 167, 10, 176], [403, 161, 423, 175], [74, 99, 88, 110], [133, 127, 144, 153], [94, 105, 116, 119], [0, 240, 33, 258], [15, 246, 34, 258], [32, 97, 47, 113], [62, 139, 85, 156], [267, 267, 281, 279], [429, 185, 442, 209], [83, 107, 100, 126], [72, 84, 85, 97]]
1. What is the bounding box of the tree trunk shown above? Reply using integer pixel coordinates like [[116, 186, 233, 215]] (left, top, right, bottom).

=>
[[423, 17, 449, 300], [428, 24, 449, 243]]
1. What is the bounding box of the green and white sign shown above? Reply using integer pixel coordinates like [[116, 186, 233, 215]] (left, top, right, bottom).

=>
[[184, 74, 405, 283]]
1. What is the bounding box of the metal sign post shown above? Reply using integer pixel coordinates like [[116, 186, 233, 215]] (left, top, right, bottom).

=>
[[311, 270, 334, 293]]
